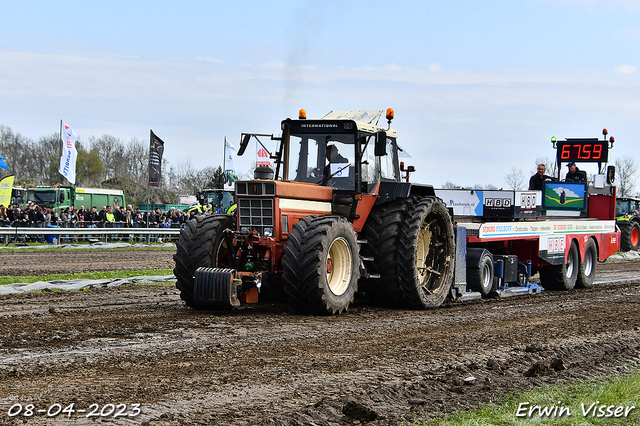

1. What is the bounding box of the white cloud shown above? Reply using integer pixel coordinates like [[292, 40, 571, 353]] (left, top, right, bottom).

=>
[[262, 60, 285, 69], [614, 64, 637, 74], [196, 56, 225, 64], [428, 63, 442, 72], [553, 186, 581, 198]]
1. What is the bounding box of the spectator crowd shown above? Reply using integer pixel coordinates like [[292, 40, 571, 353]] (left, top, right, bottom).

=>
[[0, 203, 214, 229]]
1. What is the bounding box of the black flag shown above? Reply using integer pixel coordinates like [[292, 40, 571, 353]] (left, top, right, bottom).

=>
[[149, 130, 165, 187]]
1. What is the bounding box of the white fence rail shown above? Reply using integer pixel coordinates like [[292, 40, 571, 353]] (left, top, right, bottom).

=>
[[0, 226, 181, 244]]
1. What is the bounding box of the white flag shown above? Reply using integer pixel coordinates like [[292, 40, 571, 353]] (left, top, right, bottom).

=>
[[224, 138, 238, 190], [59, 121, 78, 184]]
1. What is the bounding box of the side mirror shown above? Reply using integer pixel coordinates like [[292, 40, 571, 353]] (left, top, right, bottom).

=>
[[238, 134, 251, 156], [607, 165, 615, 185], [374, 131, 387, 156]]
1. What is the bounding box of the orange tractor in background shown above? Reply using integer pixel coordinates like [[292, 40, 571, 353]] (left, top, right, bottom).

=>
[[173, 109, 455, 315]]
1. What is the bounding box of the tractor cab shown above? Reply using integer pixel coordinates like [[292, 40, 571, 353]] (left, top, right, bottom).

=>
[[284, 110, 400, 192], [238, 109, 410, 225]]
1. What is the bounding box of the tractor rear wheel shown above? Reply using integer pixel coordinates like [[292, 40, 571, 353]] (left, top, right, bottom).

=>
[[283, 216, 359, 315], [620, 221, 640, 252], [359, 198, 412, 307], [576, 238, 597, 289], [173, 214, 234, 308], [539, 240, 579, 290], [398, 197, 455, 309]]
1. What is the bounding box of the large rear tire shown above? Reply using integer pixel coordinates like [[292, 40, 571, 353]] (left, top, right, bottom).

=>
[[173, 214, 234, 308], [398, 197, 455, 309], [620, 221, 640, 252], [282, 216, 360, 315], [576, 238, 597, 289], [359, 198, 412, 307], [539, 240, 579, 290]]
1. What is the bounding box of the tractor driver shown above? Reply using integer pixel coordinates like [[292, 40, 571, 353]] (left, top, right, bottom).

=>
[[308, 144, 348, 181], [325, 144, 347, 164], [322, 145, 349, 184]]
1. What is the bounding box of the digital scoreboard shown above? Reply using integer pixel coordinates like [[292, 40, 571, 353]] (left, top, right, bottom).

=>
[[556, 138, 609, 163]]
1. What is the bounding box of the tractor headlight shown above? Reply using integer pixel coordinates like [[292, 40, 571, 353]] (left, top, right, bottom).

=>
[[263, 227, 273, 237], [241, 226, 250, 233]]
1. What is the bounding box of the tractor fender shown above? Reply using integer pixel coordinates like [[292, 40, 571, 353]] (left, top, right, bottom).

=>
[[376, 181, 436, 205]]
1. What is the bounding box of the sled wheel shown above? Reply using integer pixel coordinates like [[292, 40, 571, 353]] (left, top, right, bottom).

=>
[[576, 238, 598, 289], [540, 240, 579, 290], [467, 248, 494, 296]]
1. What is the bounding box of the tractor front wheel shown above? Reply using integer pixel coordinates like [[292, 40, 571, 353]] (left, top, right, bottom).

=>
[[283, 216, 359, 315], [173, 214, 234, 308]]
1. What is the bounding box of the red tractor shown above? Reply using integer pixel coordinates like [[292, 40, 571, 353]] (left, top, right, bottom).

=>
[[173, 109, 455, 314]]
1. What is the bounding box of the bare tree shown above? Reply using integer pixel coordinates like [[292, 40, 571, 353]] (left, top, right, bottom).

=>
[[442, 181, 462, 189], [504, 167, 525, 190], [615, 155, 638, 197], [89, 134, 124, 180], [124, 137, 148, 185], [472, 183, 498, 190]]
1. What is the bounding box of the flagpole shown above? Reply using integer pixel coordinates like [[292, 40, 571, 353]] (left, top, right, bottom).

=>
[[223, 137, 226, 187], [59, 120, 63, 187], [147, 129, 151, 231]]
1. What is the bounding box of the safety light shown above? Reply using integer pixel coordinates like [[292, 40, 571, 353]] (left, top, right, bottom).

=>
[[299, 109, 307, 119], [400, 161, 405, 171], [602, 128, 608, 136], [551, 136, 556, 143], [386, 108, 394, 121]]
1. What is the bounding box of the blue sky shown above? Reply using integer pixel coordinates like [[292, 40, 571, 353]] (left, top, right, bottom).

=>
[[1, 0, 639, 188]]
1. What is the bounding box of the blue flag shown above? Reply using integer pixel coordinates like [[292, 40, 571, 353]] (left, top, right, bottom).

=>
[[0, 157, 7, 170]]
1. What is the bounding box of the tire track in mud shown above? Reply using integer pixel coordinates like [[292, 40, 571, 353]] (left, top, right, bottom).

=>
[[0, 254, 638, 425]]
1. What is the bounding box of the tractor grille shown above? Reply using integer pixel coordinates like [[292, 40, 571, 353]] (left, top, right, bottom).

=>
[[238, 198, 274, 236]]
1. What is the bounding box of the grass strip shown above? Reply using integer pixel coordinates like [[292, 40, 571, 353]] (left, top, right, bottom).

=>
[[423, 371, 640, 425], [0, 269, 174, 286]]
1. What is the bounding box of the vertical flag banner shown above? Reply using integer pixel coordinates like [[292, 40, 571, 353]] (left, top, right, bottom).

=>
[[224, 138, 238, 190], [149, 130, 165, 187], [0, 174, 14, 206], [256, 141, 274, 169], [59, 121, 78, 184], [0, 157, 7, 170]]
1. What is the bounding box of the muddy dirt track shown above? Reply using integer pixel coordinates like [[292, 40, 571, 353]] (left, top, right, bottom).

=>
[[0, 250, 639, 425]]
